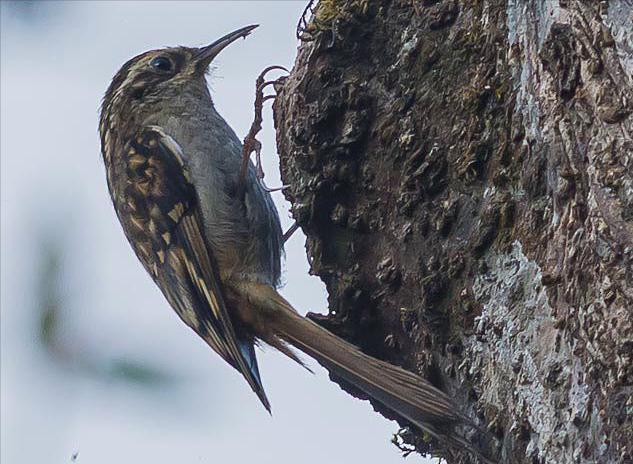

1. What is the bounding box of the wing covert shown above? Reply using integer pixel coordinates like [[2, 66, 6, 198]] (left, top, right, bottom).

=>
[[118, 125, 270, 411]]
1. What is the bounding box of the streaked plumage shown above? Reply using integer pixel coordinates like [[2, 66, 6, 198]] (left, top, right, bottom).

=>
[[100, 27, 276, 409], [99, 25, 495, 463]]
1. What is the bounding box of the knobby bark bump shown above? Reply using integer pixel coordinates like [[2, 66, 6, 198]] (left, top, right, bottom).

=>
[[274, 1, 633, 463]]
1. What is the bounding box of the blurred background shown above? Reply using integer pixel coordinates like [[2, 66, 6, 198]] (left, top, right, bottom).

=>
[[0, 2, 433, 463]]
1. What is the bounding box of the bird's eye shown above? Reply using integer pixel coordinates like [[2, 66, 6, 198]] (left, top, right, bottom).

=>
[[150, 56, 173, 72]]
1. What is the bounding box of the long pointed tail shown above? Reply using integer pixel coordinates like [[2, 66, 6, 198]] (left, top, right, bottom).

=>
[[278, 304, 460, 425], [276, 300, 495, 464], [252, 287, 497, 464]]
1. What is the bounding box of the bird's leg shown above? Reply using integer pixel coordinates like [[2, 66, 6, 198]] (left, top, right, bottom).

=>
[[282, 222, 300, 243], [239, 65, 289, 196], [255, 80, 290, 193]]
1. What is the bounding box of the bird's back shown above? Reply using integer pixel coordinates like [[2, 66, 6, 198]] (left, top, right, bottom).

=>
[[154, 86, 283, 287]]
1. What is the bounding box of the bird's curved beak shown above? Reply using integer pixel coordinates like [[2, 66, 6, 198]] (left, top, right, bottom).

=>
[[194, 24, 258, 71]]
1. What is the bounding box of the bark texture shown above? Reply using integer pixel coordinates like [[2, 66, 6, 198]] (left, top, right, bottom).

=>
[[273, 1, 633, 463]]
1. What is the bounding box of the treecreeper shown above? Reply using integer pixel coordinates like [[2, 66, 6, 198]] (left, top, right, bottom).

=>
[[99, 25, 496, 464]]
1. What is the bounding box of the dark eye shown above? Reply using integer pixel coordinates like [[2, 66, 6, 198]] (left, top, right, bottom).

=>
[[150, 56, 173, 72]]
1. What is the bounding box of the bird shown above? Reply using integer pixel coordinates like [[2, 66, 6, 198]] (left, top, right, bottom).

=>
[[99, 25, 495, 464]]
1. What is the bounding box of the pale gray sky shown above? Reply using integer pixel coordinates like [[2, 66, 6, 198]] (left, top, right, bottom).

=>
[[0, 2, 434, 463]]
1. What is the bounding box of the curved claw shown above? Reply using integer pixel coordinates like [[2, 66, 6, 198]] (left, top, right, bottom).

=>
[[257, 80, 281, 92], [260, 65, 290, 77], [297, 0, 317, 41], [260, 181, 290, 193]]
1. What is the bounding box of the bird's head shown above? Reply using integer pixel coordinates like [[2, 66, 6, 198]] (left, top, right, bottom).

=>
[[100, 25, 258, 138]]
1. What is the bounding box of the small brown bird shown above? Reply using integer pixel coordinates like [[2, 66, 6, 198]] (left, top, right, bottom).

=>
[[99, 25, 494, 463]]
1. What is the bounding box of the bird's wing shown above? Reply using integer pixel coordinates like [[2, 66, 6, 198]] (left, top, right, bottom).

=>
[[119, 125, 270, 411]]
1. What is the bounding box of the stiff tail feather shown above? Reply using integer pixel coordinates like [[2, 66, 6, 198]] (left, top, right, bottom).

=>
[[264, 289, 497, 464]]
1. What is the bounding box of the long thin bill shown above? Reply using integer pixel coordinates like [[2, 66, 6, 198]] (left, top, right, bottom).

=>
[[194, 24, 259, 70]]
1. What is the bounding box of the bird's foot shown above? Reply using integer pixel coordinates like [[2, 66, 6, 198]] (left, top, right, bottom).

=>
[[239, 65, 289, 195]]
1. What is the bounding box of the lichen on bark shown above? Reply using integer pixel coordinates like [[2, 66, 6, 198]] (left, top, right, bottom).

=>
[[274, 1, 633, 463]]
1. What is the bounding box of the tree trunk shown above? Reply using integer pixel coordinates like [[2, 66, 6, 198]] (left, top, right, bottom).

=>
[[273, 1, 633, 463]]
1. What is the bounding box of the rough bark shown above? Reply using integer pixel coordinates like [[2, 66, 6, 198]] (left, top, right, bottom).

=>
[[273, 1, 633, 463]]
